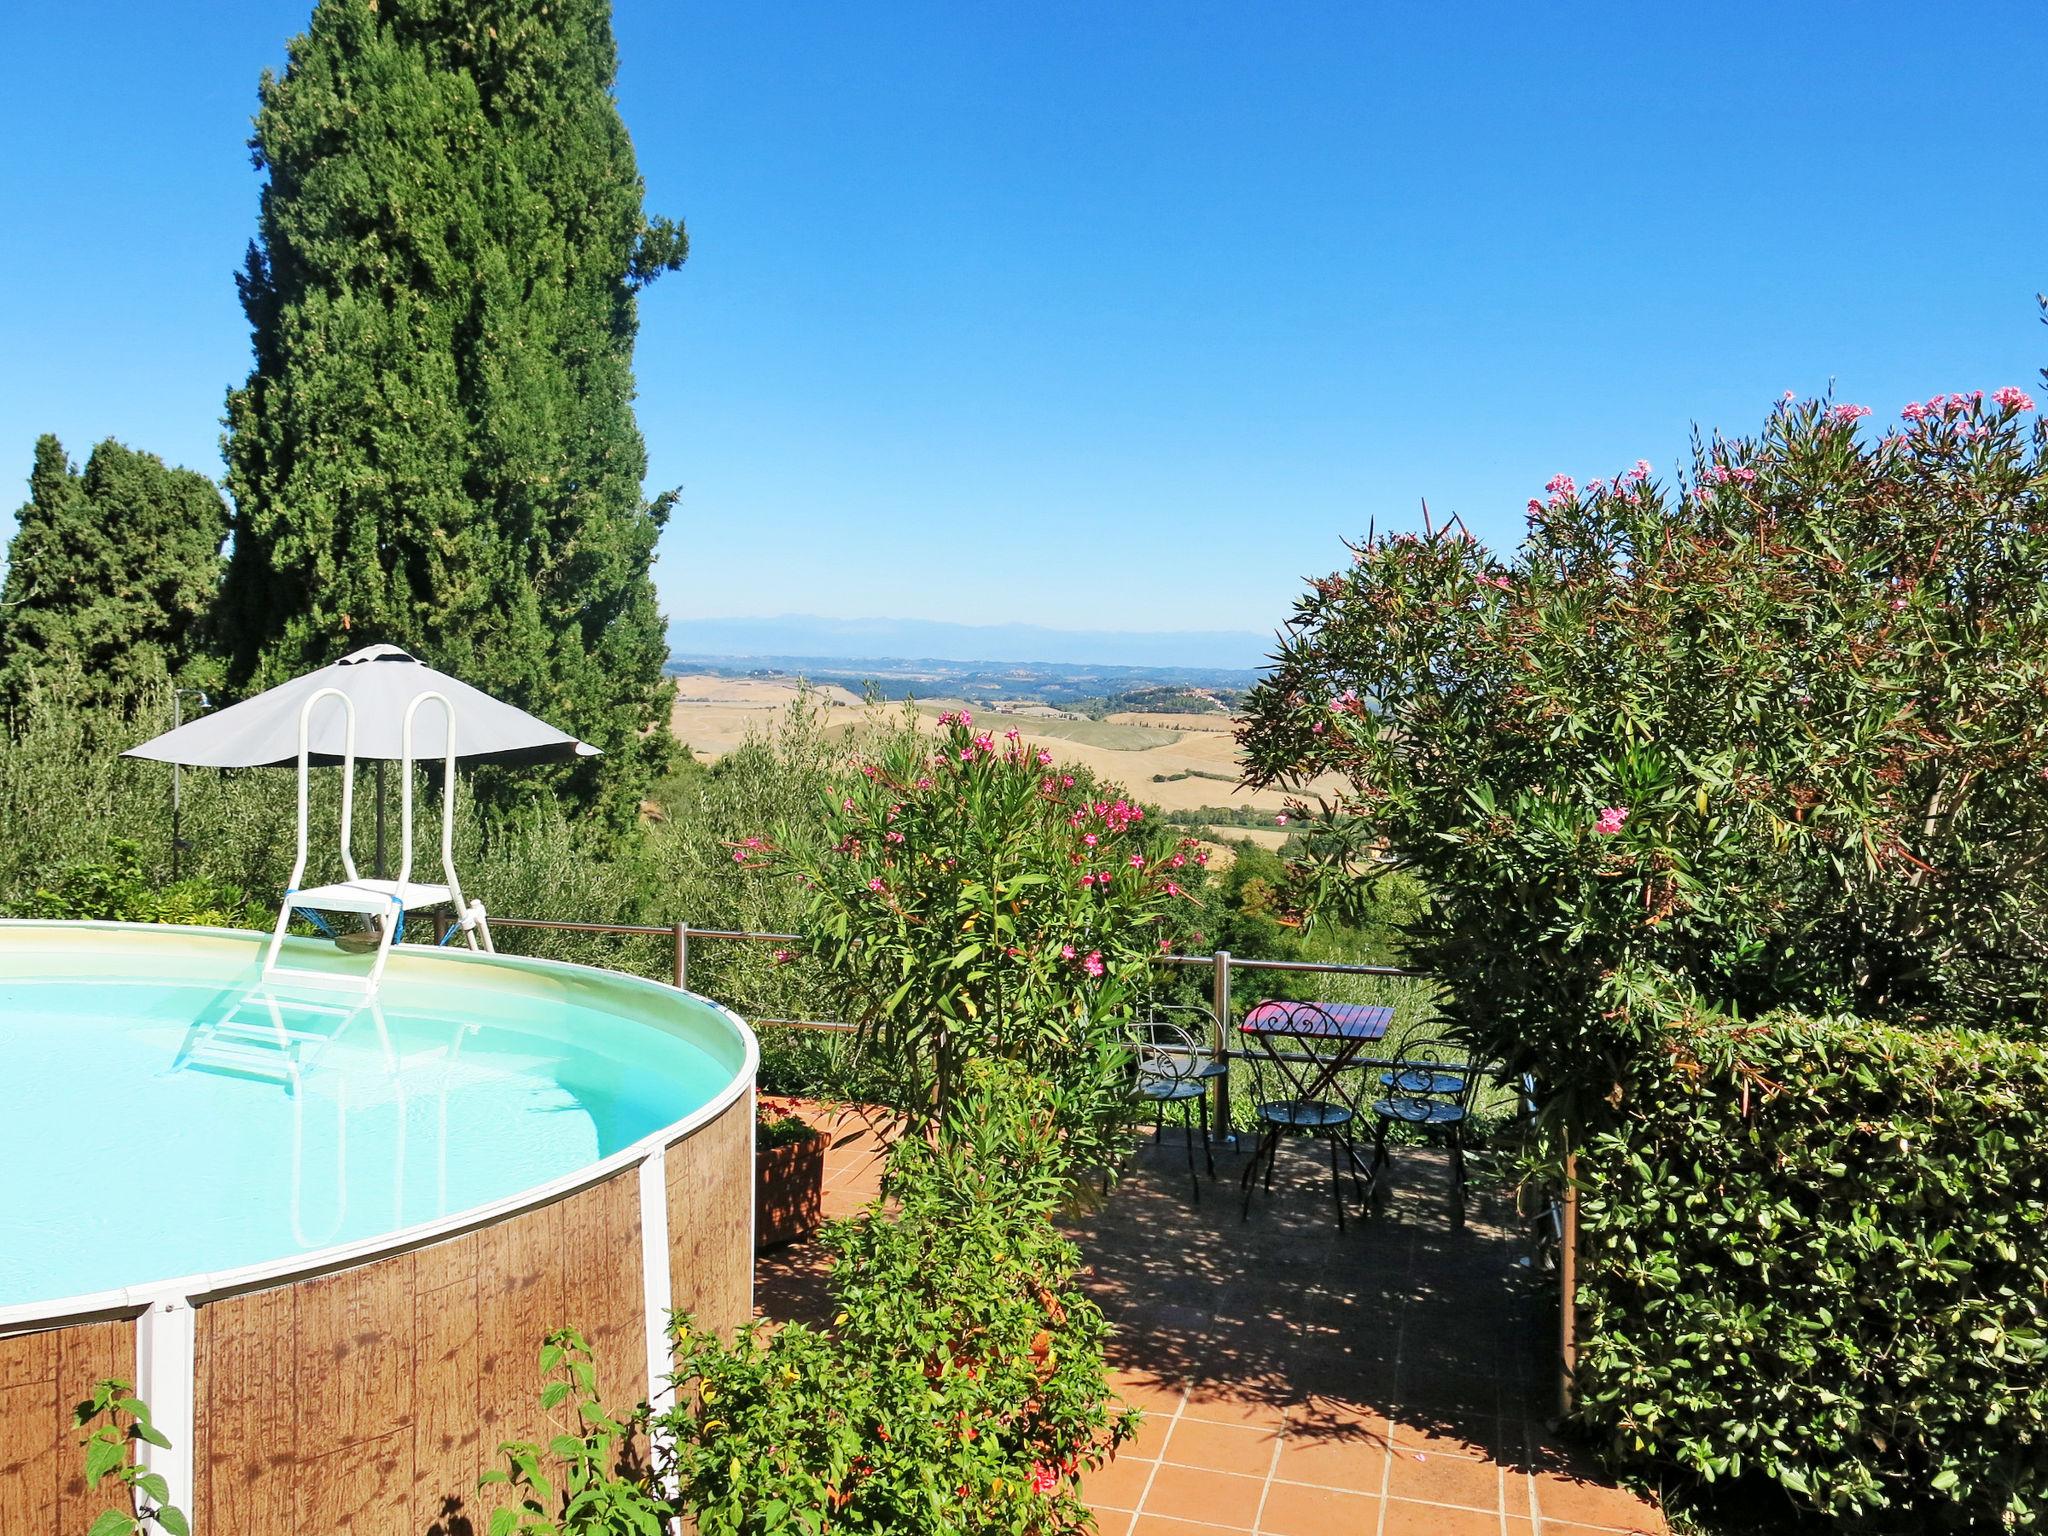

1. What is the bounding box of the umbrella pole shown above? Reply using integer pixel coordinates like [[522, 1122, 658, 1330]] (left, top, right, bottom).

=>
[[375, 759, 387, 880]]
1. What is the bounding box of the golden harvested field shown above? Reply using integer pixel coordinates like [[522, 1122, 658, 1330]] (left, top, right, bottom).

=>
[[667, 673, 1302, 818], [1103, 711, 1236, 732]]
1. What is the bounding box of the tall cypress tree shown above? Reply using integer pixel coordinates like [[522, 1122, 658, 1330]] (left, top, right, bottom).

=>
[[0, 434, 230, 718], [219, 0, 687, 812]]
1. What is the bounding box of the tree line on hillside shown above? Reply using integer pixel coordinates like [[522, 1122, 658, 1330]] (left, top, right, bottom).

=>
[[0, 0, 684, 819]]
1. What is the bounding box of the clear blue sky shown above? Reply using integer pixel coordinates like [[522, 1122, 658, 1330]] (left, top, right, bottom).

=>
[[2, 2, 2042, 653]]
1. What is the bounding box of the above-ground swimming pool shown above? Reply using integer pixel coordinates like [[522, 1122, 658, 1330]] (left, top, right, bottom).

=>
[[0, 921, 758, 1536]]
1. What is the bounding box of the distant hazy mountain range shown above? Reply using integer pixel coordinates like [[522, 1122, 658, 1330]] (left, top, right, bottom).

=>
[[668, 615, 1272, 671]]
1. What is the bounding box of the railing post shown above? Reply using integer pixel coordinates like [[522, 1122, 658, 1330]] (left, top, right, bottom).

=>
[[673, 921, 688, 991], [1559, 1151, 1579, 1417], [1210, 949, 1232, 1142]]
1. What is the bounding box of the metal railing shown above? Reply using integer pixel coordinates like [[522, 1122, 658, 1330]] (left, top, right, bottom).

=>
[[436, 914, 1433, 1139]]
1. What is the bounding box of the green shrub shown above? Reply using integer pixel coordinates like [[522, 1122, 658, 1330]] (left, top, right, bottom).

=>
[[751, 709, 1206, 1160], [1238, 390, 2048, 1140], [13, 838, 257, 928], [1576, 1009, 2048, 1528], [662, 1061, 1134, 1534]]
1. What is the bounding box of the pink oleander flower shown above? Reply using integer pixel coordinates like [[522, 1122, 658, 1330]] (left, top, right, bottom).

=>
[[732, 849, 748, 862], [1482, 573, 1511, 590], [1129, 854, 1145, 868], [916, 776, 933, 790], [1031, 1463, 1060, 1495], [1060, 943, 1075, 960], [1169, 853, 1186, 867], [1526, 498, 1543, 516], [1544, 473, 1576, 497], [866, 877, 885, 893], [1593, 806, 1629, 836], [1062, 775, 1075, 787], [958, 709, 972, 725], [1993, 385, 2037, 412], [973, 733, 995, 752], [1082, 951, 1105, 979], [772, 949, 793, 964], [1036, 749, 1053, 766], [959, 748, 974, 762], [1005, 728, 1021, 741], [1275, 813, 1288, 825], [1891, 597, 1907, 611], [1083, 833, 1098, 847], [1162, 880, 1181, 896], [886, 830, 905, 843], [1629, 459, 1652, 481], [1830, 403, 1871, 424], [1900, 401, 1929, 422], [1312, 721, 1325, 734], [841, 797, 856, 811], [1195, 852, 1209, 866]]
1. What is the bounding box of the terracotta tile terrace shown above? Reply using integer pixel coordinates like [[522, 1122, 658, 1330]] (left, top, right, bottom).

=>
[[756, 1104, 1665, 1536]]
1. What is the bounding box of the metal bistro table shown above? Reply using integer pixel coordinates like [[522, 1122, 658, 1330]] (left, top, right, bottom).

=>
[[1236, 1000, 1394, 1227]]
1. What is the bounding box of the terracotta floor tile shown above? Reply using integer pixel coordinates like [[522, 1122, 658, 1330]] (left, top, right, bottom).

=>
[[1535, 1523, 1662, 1536], [1255, 1480, 1382, 1536], [1139, 1465, 1267, 1530], [1384, 1413, 1511, 1462], [1130, 1516, 1248, 1536], [1270, 1434, 1390, 1495], [1530, 1471, 1666, 1532], [1179, 1386, 1293, 1431], [1383, 1448, 1505, 1512], [1080, 1452, 1157, 1512], [1382, 1498, 1508, 1535], [1119, 1410, 1176, 1461], [1159, 1417, 1281, 1478]]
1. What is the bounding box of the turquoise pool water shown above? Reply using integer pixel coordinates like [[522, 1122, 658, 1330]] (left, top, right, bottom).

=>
[[0, 934, 740, 1307]]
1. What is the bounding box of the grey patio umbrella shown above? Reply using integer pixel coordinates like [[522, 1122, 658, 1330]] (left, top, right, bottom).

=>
[[124, 643, 599, 769]]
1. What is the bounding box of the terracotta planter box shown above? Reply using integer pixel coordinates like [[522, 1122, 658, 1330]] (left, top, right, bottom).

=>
[[756, 1130, 826, 1249]]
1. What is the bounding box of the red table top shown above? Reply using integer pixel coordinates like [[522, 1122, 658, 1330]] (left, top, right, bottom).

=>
[[1239, 1001, 1394, 1040]]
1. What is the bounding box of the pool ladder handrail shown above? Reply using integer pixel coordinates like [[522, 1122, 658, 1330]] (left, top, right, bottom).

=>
[[262, 686, 495, 998]]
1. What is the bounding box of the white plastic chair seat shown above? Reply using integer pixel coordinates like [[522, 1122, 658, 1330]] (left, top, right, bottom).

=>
[[289, 879, 454, 914]]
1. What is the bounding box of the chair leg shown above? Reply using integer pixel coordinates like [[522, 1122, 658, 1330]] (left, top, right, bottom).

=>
[[1239, 1129, 1262, 1221], [1264, 1131, 1280, 1191], [1183, 1107, 1199, 1203], [1327, 1133, 1347, 1232], [1345, 1135, 1367, 1204], [1199, 1092, 1215, 1178]]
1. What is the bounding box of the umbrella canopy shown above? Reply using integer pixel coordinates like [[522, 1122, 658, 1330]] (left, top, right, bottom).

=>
[[124, 644, 600, 768]]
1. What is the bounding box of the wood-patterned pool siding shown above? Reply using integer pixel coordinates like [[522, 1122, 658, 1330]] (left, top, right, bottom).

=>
[[0, 1083, 754, 1536]]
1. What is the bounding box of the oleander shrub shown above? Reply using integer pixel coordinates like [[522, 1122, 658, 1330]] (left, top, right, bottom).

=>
[[750, 710, 1208, 1161], [662, 1060, 1134, 1535], [1575, 1009, 2048, 1528], [1239, 386, 2048, 1136]]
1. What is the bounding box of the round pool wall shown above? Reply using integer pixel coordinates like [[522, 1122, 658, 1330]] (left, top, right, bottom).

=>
[[0, 921, 758, 1536]]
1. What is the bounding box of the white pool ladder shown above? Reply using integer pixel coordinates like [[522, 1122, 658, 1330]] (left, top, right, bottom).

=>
[[263, 686, 494, 996]]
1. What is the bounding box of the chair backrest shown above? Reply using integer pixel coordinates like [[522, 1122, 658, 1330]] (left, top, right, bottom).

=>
[[1130, 1016, 1205, 1086], [1236, 999, 1348, 1107], [1377, 1017, 1481, 1107]]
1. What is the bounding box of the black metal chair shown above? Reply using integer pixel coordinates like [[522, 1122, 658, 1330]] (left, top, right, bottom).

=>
[[1368, 1025, 1481, 1203], [1236, 1002, 1366, 1230], [1129, 1015, 1216, 1201]]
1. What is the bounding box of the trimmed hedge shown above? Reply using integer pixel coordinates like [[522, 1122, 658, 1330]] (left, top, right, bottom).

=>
[[1575, 1013, 2048, 1528]]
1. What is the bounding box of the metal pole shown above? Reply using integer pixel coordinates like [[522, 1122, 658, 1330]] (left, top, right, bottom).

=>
[[375, 759, 387, 879], [170, 692, 183, 881], [1210, 949, 1233, 1143], [673, 921, 688, 991], [1559, 1151, 1579, 1417]]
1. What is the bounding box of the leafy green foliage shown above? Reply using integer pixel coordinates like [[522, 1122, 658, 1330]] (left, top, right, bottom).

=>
[[0, 434, 228, 718], [1240, 391, 2048, 1137], [72, 1379, 190, 1536], [218, 0, 684, 819], [481, 1330, 667, 1536], [14, 837, 256, 927], [663, 1061, 1135, 1535], [751, 710, 1206, 1159], [1577, 1010, 2048, 1527], [756, 1096, 825, 1150]]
